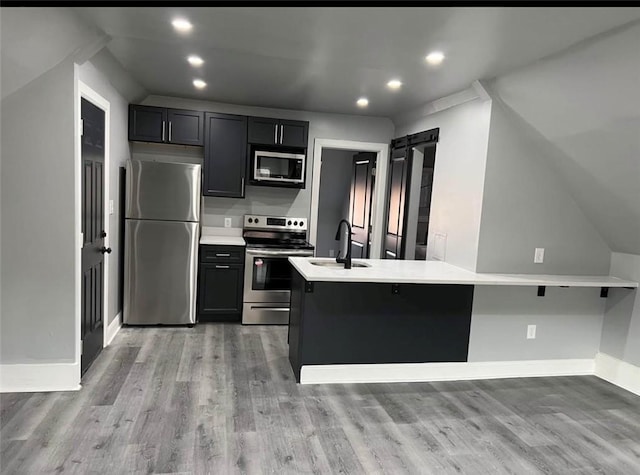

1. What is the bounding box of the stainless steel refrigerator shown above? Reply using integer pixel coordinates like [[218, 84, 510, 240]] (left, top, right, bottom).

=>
[[123, 160, 201, 325]]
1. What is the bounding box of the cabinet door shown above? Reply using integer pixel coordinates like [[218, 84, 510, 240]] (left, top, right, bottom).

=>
[[198, 263, 244, 321], [203, 113, 247, 198], [279, 119, 308, 148], [248, 117, 279, 145], [167, 109, 204, 146], [129, 105, 167, 143]]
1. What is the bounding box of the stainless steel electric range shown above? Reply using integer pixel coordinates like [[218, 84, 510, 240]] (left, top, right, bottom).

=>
[[242, 215, 315, 324]]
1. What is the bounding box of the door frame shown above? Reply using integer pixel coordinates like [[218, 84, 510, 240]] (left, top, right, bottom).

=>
[[75, 79, 111, 379], [309, 139, 389, 259]]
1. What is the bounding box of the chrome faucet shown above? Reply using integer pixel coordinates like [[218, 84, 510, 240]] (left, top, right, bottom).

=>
[[334, 219, 352, 269]]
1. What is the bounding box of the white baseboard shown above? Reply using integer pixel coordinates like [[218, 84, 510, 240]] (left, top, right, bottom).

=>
[[595, 352, 640, 396], [0, 363, 80, 393], [300, 358, 595, 385], [105, 312, 122, 347]]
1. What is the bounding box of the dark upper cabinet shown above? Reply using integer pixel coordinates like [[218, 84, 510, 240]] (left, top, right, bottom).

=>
[[166, 109, 204, 146], [129, 105, 166, 143], [248, 117, 308, 148], [203, 112, 247, 198], [129, 105, 204, 146], [197, 245, 245, 322]]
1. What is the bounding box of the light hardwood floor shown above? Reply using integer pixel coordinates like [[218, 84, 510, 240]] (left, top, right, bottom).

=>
[[2, 324, 640, 474]]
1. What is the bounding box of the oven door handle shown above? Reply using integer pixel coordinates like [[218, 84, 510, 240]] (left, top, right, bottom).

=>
[[246, 249, 314, 256]]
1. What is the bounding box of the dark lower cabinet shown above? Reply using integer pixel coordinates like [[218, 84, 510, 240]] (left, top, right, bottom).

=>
[[203, 113, 247, 198], [197, 245, 244, 322]]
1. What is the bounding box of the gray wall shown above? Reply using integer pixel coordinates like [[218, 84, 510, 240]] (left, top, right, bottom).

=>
[[140, 95, 395, 228], [476, 98, 611, 275], [1, 59, 77, 363], [78, 50, 146, 326], [469, 286, 605, 361], [315, 149, 354, 257], [600, 252, 640, 366], [394, 97, 492, 271]]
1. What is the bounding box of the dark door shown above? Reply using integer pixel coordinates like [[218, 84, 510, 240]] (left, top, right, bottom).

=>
[[349, 152, 376, 258], [248, 117, 279, 145], [167, 109, 204, 146], [81, 98, 107, 375], [384, 147, 411, 259], [279, 120, 308, 148], [128, 105, 166, 143], [203, 112, 247, 197], [198, 263, 243, 322]]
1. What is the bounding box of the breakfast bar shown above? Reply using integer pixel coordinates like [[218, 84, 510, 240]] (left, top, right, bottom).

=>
[[287, 257, 637, 384]]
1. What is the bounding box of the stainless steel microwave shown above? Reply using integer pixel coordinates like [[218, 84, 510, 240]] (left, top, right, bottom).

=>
[[250, 150, 306, 187]]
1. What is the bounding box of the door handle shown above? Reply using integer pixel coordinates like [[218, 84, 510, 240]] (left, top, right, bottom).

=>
[[100, 231, 107, 238], [100, 247, 112, 254]]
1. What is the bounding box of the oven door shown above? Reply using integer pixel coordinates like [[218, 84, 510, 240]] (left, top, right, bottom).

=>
[[244, 248, 313, 303], [252, 150, 305, 184]]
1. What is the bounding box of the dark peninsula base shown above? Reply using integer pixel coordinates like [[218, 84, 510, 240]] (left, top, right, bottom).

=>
[[288, 269, 475, 383]]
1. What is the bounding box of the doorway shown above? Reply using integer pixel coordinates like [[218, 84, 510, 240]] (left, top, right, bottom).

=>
[[315, 149, 377, 258], [76, 81, 111, 377], [309, 139, 389, 258]]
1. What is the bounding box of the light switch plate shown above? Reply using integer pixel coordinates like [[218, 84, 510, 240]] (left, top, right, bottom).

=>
[[224, 217, 232, 228], [534, 248, 544, 263], [109, 200, 114, 215], [527, 325, 537, 339]]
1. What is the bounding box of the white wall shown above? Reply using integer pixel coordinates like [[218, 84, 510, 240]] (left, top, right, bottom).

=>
[[394, 96, 492, 271], [139, 95, 395, 228], [77, 50, 146, 326], [1, 59, 77, 363], [469, 286, 605, 362], [475, 98, 611, 275], [600, 253, 640, 367], [316, 149, 354, 257]]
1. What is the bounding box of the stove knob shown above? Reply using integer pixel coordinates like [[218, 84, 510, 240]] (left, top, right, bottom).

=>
[[287, 220, 292, 225], [293, 221, 298, 226], [255, 218, 259, 224], [248, 218, 253, 223], [300, 221, 304, 226]]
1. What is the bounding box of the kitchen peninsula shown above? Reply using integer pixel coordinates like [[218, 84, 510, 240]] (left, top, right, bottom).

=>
[[287, 257, 638, 384]]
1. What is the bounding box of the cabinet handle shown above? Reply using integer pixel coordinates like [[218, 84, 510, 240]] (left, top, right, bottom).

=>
[[279, 124, 284, 144], [274, 124, 278, 144], [241, 177, 245, 191], [169, 121, 172, 142], [162, 121, 166, 141], [215, 265, 230, 269], [215, 253, 230, 257]]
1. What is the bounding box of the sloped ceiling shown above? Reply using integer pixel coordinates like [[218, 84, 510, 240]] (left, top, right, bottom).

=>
[[0, 7, 108, 99], [488, 21, 640, 254]]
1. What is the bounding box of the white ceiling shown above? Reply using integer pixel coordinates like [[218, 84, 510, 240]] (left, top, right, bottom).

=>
[[72, 6, 640, 117]]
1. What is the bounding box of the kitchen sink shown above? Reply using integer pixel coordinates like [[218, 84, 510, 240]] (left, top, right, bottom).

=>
[[308, 260, 370, 268]]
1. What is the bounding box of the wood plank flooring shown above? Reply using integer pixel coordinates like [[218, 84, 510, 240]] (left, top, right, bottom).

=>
[[2, 324, 640, 474]]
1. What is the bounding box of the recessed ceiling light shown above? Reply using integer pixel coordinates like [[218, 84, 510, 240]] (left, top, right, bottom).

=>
[[193, 79, 207, 89], [387, 79, 402, 90], [425, 51, 445, 65], [356, 97, 369, 108], [172, 18, 193, 33], [187, 55, 204, 67]]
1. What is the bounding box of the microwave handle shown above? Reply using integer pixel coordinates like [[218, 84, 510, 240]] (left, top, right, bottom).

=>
[[279, 124, 283, 144], [274, 124, 278, 144]]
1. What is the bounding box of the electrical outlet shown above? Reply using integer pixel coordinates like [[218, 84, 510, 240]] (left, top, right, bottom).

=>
[[534, 248, 544, 264], [329, 249, 335, 257], [527, 324, 537, 339], [224, 218, 232, 228], [109, 200, 114, 215]]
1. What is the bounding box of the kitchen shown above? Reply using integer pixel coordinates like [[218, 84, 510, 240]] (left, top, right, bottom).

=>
[[2, 6, 640, 474]]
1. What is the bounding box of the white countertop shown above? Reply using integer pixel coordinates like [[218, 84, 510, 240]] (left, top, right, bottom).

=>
[[200, 226, 245, 246], [288, 257, 638, 288]]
